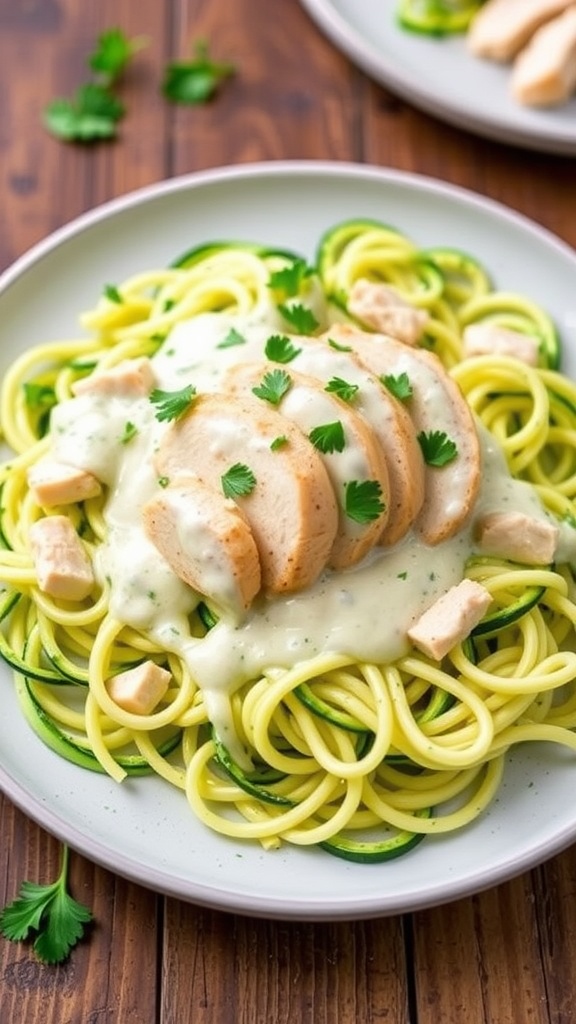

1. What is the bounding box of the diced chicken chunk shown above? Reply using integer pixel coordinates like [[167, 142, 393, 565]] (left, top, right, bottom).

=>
[[106, 660, 171, 715], [468, 0, 574, 61], [72, 356, 155, 398], [407, 579, 492, 661], [463, 323, 540, 366], [29, 515, 94, 601], [475, 511, 559, 564], [143, 476, 261, 618], [348, 279, 429, 347], [27, 460, 102, 507], [511, 7, 576, 106]]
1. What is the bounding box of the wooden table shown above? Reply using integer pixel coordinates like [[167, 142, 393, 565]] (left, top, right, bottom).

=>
[[1, 2, 576, 1021]]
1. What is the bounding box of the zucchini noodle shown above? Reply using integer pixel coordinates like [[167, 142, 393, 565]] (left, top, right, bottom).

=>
[[2, 217, 576, 864]]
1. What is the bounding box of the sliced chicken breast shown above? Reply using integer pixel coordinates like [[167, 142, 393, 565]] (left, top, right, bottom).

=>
[[327, 325, 481, 545], [468, 0, 574, 61], [224, 362, 390, 570], [154, 392, 339, 595], [511, 6, 576, 106]]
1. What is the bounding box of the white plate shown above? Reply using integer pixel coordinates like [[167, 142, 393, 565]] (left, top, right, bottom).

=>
[[2, 161, 576, 921], [299, 0, 576, 155]]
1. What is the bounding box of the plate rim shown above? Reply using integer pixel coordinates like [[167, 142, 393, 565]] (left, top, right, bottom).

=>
[[298, 0, 576, 156], [2, 159, 576, 921]]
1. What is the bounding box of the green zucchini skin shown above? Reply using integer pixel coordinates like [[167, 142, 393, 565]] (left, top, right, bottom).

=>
[[320, 813, 430, 863], [212, 731, 292, 807], [397, 0, 482, 36]]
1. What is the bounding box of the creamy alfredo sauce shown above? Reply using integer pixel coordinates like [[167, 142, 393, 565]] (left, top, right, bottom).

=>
[[48, 301, 575, 742]]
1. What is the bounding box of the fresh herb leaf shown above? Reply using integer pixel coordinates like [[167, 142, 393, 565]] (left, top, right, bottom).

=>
[[221, 463, 256, 499], [150, 384, 196, 422], [324, 377, 359, 403], [327, 337, 352, 353], [158, 476, 170, 488], [268, 259, 313, 300], [381, 372, 413, 402], [162, 39, 235, 105], [345, 480, 385, 524], [22, 383, 56, 409], [121, 421, 138, 444], [270, 435, 289, 451], [264, 334, 302, 364], [104, 283, 123, 303], [252, 369, 292, 405], [417, 430, 458, 467], [89, 28, 147, 85], [217, 327, 247, 349], [0, 845, 92, 964], [44, 83, 125, 142], [309, 421, 346, 454], [278, 302, 319, 335]]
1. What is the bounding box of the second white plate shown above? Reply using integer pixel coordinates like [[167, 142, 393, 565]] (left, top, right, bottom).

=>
[[300, 0, 576, 155]]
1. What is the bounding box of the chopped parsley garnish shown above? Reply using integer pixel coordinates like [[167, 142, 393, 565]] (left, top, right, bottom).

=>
[[22, 383, 56, 409], [325, 377, 359, 403], [327, 337, 353, 352], [217, 327, 247, 349], [221, 463, 256, 499], [344, 480, 385, 524], [264, 334, 301, 364], [309, 421, 345, 454], [270, 435, 289, 451], [158, 476, 170, 488], [381, 372, 413, 402], [150, 384, 196, 422], [268, 259, 313, 299], [89, 28, 147, 83], [162, 39, 235, 105], [0, 845, 92, 965], [417, 430, 458, 467], [44, 84, 125, 143], [278, 302, 319, 335], [397, 571, 408, 580], [252, 369, 292, 405], [121, 421, 138, 444], [104, 283, 123, 303]]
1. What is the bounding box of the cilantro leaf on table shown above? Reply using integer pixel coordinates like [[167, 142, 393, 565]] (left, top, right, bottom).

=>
[[162, 39, 235, 105], [150, 384, 197, 422], [344, 480, 386, 524], [89, 28, 148, 85], [417, 430, 458, 467], [44, 84, 125, 143], [221, 463, 257, 499], [0, 845, 93, 964]]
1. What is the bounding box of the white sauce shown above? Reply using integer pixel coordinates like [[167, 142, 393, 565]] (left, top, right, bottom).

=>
[[45, 303, 576, 742]]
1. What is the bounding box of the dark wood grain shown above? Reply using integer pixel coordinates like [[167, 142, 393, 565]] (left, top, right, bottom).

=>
[[2, 1, 576, 1022]]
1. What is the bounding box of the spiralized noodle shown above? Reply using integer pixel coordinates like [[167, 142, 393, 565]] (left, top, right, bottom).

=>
[[2, 218, 576, 861]]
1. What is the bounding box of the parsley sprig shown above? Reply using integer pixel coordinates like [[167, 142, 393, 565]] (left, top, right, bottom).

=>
[[252, 369, 292, 405], [381, 372, 413, 402], [43, 29, 146, 143], [325, 377, 359, 403], [150, 384, 197, 422], [345, 480, 386, 524], [309, 421, 346, 454], [162, 39, 235, 105], [216, 327, 247, 349], [221, 463, 257, 499], [0, 845, 93, 964], [278, 303, 319, 335], [264, 334, 302, 364], [417, 430, 458, 467], [268, 259, 313, 300]]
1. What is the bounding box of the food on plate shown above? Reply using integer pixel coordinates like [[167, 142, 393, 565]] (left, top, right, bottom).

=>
[[2, 218, 576, 862], [397, 0, 576, 107]]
